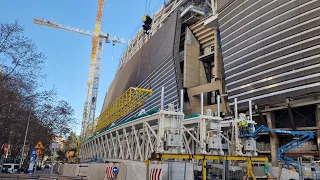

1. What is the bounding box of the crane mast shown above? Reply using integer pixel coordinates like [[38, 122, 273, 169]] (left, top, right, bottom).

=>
[[33, 0, 126, 140], [82, 0, 105, 139]]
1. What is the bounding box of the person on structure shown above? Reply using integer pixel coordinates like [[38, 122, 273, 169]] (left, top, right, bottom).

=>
[[238, 121, 243, 135], [241, 120, 248, 135]]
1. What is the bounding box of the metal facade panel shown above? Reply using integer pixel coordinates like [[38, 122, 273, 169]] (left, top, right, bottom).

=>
[[102, 10, 181, 125], [219, 0, 320, 107], [217, 0, 236, 13], [103, 10, 179, 108]]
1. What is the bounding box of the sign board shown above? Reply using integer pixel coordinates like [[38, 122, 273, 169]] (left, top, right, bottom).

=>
[[150, 168, 163, 180], [36, 149, 43, 156], [35, 141, 44, 149], [49, 142, 60, 152], [2, 143, 9, 157], [105, 167, 114, 178], [28, 148, 37, 174], [112, 166, 119, 174]]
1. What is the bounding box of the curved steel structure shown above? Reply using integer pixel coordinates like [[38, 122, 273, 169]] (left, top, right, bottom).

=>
[[218, 0, 320, 107]]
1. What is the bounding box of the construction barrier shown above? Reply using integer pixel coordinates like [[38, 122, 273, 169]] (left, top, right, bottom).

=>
[[126, 161, 147, 180], [75, 164, 89, 177], [148, 162, 194, 180], [54, 162, 128, 180], [102, 163, 126, 180]]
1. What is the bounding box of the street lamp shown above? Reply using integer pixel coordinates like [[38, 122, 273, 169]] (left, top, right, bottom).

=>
[[19, 110, 32, 169]]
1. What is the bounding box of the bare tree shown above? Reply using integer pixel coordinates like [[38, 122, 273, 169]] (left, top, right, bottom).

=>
[[0, 22, 77, 164], [0, 21, 45, 89]]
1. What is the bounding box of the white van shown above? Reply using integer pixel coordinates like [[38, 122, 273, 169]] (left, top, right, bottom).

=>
[[2, 163, 20, 173]]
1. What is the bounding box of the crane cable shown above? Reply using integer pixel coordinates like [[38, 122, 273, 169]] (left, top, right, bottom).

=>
[[111, 43, 115, 61], [145, 0, 152, 89], [145, 0, 152, 15], [136, 0, 152, 89], [136, 34, 145, 85], [147, 36, 151, 89], [136, 34, 152, 89]]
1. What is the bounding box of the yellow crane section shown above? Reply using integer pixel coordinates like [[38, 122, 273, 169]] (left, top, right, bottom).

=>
[[33, 0, 126, 140], [81, 0, 105, 138], [89, 0, 103, 68], [92, 87, 152, 133]]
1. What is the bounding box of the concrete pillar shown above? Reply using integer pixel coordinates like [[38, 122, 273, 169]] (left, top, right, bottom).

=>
[[316, 104, 320, 156], [184, 27, 200, 88], [266, 110, 279, 167], [214, 28, 221, 80]]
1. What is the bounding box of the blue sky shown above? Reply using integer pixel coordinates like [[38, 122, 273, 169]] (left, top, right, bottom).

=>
[[0, 0, 165, 134]]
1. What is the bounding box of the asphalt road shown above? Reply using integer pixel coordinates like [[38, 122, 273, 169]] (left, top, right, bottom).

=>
[[0, 170, 86, 180]]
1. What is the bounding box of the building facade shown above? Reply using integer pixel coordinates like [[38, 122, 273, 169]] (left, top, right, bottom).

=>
[[102, 0, 229, 126], [99, 0, 320, 166], [218, 0, 320, 165]]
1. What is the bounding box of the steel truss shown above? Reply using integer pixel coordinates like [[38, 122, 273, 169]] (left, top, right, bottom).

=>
[[80, 89, 226, 162]]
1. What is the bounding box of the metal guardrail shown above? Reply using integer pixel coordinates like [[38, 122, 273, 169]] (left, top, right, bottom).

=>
[[256, 142, 271, 152]]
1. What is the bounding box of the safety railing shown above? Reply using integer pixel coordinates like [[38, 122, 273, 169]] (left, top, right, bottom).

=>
[[91, 87, 152, 133]]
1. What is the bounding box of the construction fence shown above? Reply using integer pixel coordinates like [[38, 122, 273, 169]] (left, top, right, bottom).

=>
[[276, 157, 320, 180]]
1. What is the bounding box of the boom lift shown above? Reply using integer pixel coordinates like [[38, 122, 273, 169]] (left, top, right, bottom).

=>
[[240, 125, 315, 169]]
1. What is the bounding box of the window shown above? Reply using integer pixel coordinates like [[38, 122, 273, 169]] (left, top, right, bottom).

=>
[[14, 165, 19, 169], [203, 61, 212, 83], [3, 165, 11, 169], [200, 47, 205, 56], [211, 46, 214, 52]]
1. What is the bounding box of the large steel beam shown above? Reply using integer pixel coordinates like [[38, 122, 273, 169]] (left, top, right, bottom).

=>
[[287, 105, 296, 130], [260, 100, 320, 113], [256, 107, 268, 126]]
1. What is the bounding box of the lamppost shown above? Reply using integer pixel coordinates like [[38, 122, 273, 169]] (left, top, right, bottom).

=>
[[19, 110, 32, 169]]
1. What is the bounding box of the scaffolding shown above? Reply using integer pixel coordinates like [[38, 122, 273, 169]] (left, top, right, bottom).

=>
[[90, 87, 152, 133]]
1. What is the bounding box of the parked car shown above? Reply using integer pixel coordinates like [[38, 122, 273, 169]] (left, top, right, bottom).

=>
[[2, 163, 20, 173]]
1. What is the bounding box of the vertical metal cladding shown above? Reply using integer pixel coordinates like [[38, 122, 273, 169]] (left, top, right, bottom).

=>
[[218, 0, 320, 107], [125, 10, 181, 121], [103, 10, 181, 124]]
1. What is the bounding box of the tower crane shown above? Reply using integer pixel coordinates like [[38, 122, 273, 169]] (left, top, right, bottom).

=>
[[33, 0, 126, 140]]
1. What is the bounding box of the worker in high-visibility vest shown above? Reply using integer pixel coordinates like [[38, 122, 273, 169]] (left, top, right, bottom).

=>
[[238, 122, 243, 135], [241, 120, 248, 135]]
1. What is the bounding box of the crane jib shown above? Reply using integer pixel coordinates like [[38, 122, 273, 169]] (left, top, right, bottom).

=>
[[32, 0, 126, 140]]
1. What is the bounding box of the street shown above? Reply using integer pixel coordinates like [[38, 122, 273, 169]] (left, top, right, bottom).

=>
[[0, 169, 85, 180]]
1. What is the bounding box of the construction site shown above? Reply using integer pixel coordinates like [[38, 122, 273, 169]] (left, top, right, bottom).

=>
[[33, 0, 320, 179]]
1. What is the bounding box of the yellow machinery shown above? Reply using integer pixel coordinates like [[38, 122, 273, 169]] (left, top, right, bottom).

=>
[[151, 154, 269, 180], [90, 87, 152, 133]]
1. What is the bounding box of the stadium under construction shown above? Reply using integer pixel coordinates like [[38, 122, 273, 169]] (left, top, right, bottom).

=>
[[63, 0, 320, 179]]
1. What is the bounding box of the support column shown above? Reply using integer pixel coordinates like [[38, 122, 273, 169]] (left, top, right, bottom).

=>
[[266, 110, 279, 167], [316, 104, 320, 156], [214, 28, 221, 80]]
